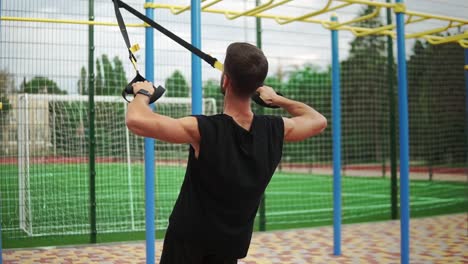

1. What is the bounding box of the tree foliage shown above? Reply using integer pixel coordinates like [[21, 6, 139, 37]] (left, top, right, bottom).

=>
[[165, 70, 190, 97], [407, 39, 466, 165], [21, 76, 67, 94], [203, 79, 223, 112], [78, 55, 127, 95], [340, 5, 390, 163], [0, 70, 13, 111]]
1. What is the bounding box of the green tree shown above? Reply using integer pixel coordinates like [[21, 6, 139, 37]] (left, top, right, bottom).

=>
[[407, 39, 466, 165], [165, 70, 189, 97], [203, 79, 223, 112], [101, 55, 117, 95], [78, 55, 127, 95], [340, 5, 389, 164], [280, 65, 332, 163], [21, 76, 67, 94], [264, 76, 283, 91], [0, 70, 13, 117], [72, 55, 128, 156]]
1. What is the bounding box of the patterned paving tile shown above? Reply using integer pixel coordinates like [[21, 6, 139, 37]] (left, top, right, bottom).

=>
[[3, 214, 467, 264]]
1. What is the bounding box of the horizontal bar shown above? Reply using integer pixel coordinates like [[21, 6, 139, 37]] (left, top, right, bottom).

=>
[[226, 0, 294, 20], [225, 0, 274, 20], [460, 40, 468, 49], [329, 6, 381, 30], [276, 2, 352, 25], [0, 16, 145, 27], [4, 0, 467, 48], [170, 0, 222, 15], [424, 32, 468, 45], [202, 0, 223, 10], [405, 22, 457, 39], [336, 0, 395, 8], [405, 10, 468, 24], [348, 16, 429, 37], [145, 3, 324, 24], [171, 0, 208, 15]]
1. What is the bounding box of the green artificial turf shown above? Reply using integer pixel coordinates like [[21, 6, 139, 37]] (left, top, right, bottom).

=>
[[1, 163, 466, 248]]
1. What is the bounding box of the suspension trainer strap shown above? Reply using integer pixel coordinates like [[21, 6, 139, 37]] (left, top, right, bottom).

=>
[[113, 0, 166, 104], [114, 0, 223, 71], [113, 0, 139, 71], [113, 0, 281, 108]]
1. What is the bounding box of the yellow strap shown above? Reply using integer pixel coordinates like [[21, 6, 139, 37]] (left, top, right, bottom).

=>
[[130, 43, 140, 53], [465, 65, 468, 70], [214, 61, 224, 71], [0, 102, 3, 110]]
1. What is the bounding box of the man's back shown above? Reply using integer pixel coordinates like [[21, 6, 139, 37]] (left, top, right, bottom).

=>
[[126, 42, 327, 263], [169, 114, 284, 258]]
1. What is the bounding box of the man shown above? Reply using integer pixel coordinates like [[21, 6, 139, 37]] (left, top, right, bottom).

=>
[[126, 42, 327, 264]]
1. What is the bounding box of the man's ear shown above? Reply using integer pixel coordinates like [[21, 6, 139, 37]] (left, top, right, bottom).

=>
[[223, 74, 230, 88]]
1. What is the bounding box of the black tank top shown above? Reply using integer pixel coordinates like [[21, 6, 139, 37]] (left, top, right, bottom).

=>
[[168, 114, 284, 258]]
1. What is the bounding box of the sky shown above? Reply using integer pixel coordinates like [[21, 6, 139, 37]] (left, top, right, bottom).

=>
[[0, 0, 467, 94]]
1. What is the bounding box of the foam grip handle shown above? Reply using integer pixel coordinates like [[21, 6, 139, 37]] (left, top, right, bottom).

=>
[[149, 85, 165, 104], [251, 91, 283, 108], [122, 72, 165, 104]]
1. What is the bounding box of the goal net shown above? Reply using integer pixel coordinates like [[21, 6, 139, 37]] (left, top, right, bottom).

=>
[[16, 94, 217, 236]]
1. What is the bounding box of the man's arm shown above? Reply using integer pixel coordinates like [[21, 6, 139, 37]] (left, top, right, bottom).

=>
[[257, 86, 327, 142], [125, 81, 200, 145]]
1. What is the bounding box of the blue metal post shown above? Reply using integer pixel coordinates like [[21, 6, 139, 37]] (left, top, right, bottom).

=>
[[191, 0, 203, 115], [330, 15, 342, 257], [1, 0, 3, 261], [145, 1, 156, 263], [465, 49, 468, 177], [395, 2, 410, 264]]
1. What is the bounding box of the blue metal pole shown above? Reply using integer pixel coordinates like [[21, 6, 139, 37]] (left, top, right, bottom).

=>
[[330, 14, 342, 257], [464, 49, 468, 177], [145, 1, 156, 263], [1, 0, 4, 261], [191, 0, 203, 115], [395, 2, 410, 264]]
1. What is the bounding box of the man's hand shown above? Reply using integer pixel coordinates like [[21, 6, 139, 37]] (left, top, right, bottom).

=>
[[256, 86, 280, 107], [257, 86, 327, 142], [132, 81, 154, 95]]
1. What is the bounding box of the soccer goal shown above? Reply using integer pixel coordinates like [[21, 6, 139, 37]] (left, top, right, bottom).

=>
[[16, 94, 217, 236]]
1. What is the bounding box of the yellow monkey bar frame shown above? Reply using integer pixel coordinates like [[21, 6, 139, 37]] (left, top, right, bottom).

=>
[[143, 0, 468, 47], [1, 0, 467, 47]]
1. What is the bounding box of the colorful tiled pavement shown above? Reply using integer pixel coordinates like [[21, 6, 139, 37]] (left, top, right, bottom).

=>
[[3, 214, 467, 264]]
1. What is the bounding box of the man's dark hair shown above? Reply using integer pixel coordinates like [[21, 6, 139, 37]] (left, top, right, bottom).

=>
[[223, 42, 268, 98]]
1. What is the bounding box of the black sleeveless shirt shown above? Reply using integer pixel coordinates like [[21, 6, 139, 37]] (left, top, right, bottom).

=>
[[167, 114, 284, 258]]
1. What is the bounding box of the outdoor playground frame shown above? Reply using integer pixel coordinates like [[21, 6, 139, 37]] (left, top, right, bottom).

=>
[[1, 0, 468, 264]]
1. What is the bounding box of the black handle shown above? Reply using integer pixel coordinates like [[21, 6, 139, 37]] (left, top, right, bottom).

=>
[[251, 91, 284, 109], [122, 71, 166, 104]]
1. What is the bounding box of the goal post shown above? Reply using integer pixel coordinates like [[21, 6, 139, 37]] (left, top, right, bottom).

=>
[[16, 94, 217, 236]]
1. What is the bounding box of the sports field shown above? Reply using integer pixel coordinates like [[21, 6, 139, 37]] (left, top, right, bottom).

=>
[[1, 162, 467, 248]]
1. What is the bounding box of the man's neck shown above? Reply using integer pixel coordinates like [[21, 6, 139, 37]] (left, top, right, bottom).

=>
[[223, 92, 253, 120]]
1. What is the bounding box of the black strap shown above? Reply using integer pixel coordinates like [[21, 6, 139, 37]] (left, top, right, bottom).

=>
[[113, 0, 281, 108], [113, 0, 138, 67], [113, 0, 219, 69]]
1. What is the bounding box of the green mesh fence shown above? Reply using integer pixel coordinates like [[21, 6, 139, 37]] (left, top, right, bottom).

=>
[[0, 0, 467, 249]]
